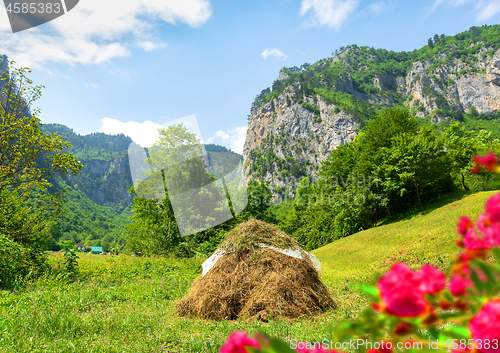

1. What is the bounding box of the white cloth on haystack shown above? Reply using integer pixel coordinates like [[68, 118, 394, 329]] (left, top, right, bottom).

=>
[[201, 245, 322, 277]]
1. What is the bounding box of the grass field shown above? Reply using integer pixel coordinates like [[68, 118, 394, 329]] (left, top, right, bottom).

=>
[[0, 191, 497, 352]]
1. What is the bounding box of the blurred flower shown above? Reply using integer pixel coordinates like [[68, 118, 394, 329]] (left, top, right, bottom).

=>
[[463, 227, 492, 250], [486, 193, 500, 222], [220, 331, 261, 353], [367, 341, 392, 353], [469, 300, 500, 353], [457, 216, 473, 236], [377, 263, 444, 317], [449, 263, 486, 297], [477, 213, 500, 246], [471, 152, 499, 173], [394, 322, 412, 335]]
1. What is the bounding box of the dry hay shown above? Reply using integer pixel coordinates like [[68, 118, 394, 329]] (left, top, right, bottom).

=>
[[176, 219, 335, 321], [216, 218, 301, 253]]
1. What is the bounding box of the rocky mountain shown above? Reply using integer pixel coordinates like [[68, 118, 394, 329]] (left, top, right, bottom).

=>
[[42, 124, 242, 213], [43, 124, 135, 213], [242, 25, 500, 198]]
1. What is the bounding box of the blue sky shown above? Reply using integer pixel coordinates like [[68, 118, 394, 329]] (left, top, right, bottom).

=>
[[1, 0, 500, 153]]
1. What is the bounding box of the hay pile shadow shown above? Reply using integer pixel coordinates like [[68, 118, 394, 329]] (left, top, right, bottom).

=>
[[176, 219, 335, 321]]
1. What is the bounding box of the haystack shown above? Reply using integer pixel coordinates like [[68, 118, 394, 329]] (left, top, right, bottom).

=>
[[176, 219, 335, 321]]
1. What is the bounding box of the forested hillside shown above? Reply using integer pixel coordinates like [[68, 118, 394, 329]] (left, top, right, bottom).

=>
[[242, 24, 500, 197], [39, 123, 243, 252]]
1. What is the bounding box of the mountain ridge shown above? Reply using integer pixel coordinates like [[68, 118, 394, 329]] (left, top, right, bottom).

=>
[[241, 24, 500, 198]]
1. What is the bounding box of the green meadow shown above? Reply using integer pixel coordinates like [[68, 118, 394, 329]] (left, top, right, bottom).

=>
[[0, 190, 496, 352]]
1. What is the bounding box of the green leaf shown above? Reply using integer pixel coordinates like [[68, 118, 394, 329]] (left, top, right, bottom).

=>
[[428, 327, 440, 340], [442, 326, 471, 340], [491, 247, 500, 262], [469, 266, 485, 294], [438, 311, 468, 321], [357, 285, 381, 301], [471, 261, 499, 294], [443, 291, 454, 303]]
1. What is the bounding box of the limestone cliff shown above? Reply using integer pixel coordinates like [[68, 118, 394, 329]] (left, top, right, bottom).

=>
[[242, 25, 500, 197]]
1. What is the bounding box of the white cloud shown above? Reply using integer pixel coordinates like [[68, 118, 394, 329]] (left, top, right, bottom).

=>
[[99, 118, 163, 148], [207, 126, 247, 155], [136, 41, 167, 52], [299, 0, 360, 30], [365, 0, 396, 15], [261, 48, 288, 60], [215, 130, 230, 140], [476, 0, 500, 21], [431, 0, 500, 21], [0, 0, 212, 68]]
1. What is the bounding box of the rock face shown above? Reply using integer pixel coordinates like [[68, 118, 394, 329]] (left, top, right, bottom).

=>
[[242, 83, 358, 198], [406, 48, 500, 121], [243, 42, 500, 197], [64, 154, 134, 210]]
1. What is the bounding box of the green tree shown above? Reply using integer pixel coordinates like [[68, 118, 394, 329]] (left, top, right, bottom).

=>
[[244, 179, 276, 223], [375, 126, 452, 208], [442, 121, 478, 191], [0, 64, 82, 244], [0, 63, 82, 288], [127, 123, 229, 255]]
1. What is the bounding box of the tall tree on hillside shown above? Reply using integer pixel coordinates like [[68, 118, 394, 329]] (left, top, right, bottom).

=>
[[0, 64, 82, 243], [0, 63, 82, 288], [127, 123, 231, 255], [442, 121, 478, 191]]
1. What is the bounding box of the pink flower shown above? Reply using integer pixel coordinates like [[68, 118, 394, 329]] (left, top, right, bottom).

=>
[[220, 332, 261, 353], [481, 152, 499, 171], [449, 273, 473, 297], [469, 300, 500, 353], [472, 152, 499, 173], [419, 264, 446, 293], [449, 264, 487, 297], [477, 213, 500, 246], [377, 263, 445, 317], [457, 216, 473, 236], [463, 227, 492, 250], [486, 194, 500, 223]]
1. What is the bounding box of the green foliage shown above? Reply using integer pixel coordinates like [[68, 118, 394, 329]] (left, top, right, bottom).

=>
[[42, 123, 132, 162], [276, 109, 488, 251], [127, 124, 244, 257], [0, 233, 28, 289], [244, 179, 276, 224], [60, 248, 79, 281], [45, 175, 130, 252], [0, 63, 83, 288], [126, 186, 181, 256], [249, 87, 271, 119], [249, 141, 307, 179]]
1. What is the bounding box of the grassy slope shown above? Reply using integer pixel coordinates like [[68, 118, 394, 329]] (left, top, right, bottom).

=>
[[313, 190, 499, 284]]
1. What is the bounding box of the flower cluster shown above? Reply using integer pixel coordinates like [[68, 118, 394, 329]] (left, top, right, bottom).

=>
[[220, 332, 262, 353], [376, 263, 445, 317], [457, 194, 500, 250], [220, 153, 500, 353], [471, 152, 500, 174], [220, 331, 340, 353]]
